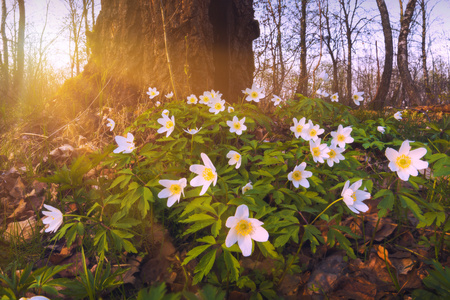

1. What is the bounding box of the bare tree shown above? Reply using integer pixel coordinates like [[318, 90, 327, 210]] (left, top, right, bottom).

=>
[[1, 0, 8, 94], [294, 0, 308, 97], [14, 0, 25, 95], [322, 0, 340, 95]]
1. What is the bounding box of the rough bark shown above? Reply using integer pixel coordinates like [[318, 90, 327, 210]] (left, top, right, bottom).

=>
[[82, 0, 259, 105], [1, 0, 8, 93], [14, 0, 25, 95], [397, 0, 421, 106], [294, 0, 307, 97], [420, 0, 432, 104], [371, 0, 393, 110]]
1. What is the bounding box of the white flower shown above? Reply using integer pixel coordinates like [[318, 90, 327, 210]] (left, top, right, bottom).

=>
[[106, 118, 115, 131], [385, 140, 428, 181], [114, 132, 136, 153], [290, 117, 310, 139], [19, 296, 51, 300], [310, 139, 329, 163], [199, 91, 212, 105], [189, 153, 218, 196], [377, 126, 385, 134], [42, 204, 63, 233], [225, 204, 269, 257], [305, 120, 324, 141], [326, 145, 345, 167], [352, 91, 364, 106], [162, 109, 170, 116], [147, 87, 159, 99], [155, 101, 161, 107], [316, 89, 329, 98], [330, 125, 354, 148], [158, 178, 187, 207], [341, 180, 370, 214], [165, 92, 174, 99], [228, 106, 235, 113], [242, 181, 253, 194], [183, 127, 202, 135], [244, 84, 265, 102], [318, 71, 329, 82], [226, 150, 242, 169], [210, 90, 222, 99], [331, 93, 339, 102], [227, 116, 247, 135], [187, 94, 198, 104], [394, 111, 402, 120], [157, 114, 175, 137], [271, 95, 282, 106], [288, 162, 312, 188], [208, 98, 226, 114]]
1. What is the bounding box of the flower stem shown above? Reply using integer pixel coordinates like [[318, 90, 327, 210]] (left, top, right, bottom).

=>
[[310, 197, 343, 226]]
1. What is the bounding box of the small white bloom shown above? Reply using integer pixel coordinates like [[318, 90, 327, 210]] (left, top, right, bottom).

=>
[[242, 181, 253, 194], [271, 95, 282, 106], [310, 139, 330, 163], [158, 178, 187, 207], [377, 126, 385, 134], [199, 91, 212, 105], [189, 153, 218, 195], [155, 101, 161, 107], [394, 111, 402, 120], [19, 296, 51, 300], [42, 204, 63, 233], [228, 106, 235, 113], [210, 89, 222, 99], [326, 145, 345, 167], [225, 204, 269, 257], [114, 132, 136, 154], [162, 109, 170, 116], [385, 140, 428, 181], [244, 84, 265, 102], [106, 118, 115, 131], [288, 162, 312, 188], [157, 114, 175, 137], [226, 116, 247, 135], [147, 87, 159, 99], [226, 150, 242, 169], [330, 93, 339, 102], [290, 117, 310, 139], [183, 127, 202, 135], [208, 98, 226, 114], [341, 180, 371, 214], [305, 120, 325, 141], [352, 91, 364, 106], [330, 125, 354, 148], [187, 94, 198, 104], [316, 89, 329, 98], [165, 92, 174, 99], [318, 71, 329, 82]]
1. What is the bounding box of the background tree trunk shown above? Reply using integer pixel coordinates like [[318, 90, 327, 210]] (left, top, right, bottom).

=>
[[14, 0, 25, 96], [1, 0, 8, 95], [294, 0, 307, 97], [371, 0, 393, 110], [83, 0, 259, 105]]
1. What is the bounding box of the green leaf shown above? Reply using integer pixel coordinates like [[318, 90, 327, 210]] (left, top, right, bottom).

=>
[[182, 244, 212, 266], [223, 249, 240, 282], [257, 241, 279, 259], [193, 249, 217, 284]]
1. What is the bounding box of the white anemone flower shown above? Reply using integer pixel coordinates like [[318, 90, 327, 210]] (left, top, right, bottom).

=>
[[226, 150, 242, 169], [155, 101, 161, 107], [331, 93, 339, 102], [316, 89, 329, 98], [385, 140, 428, 181], [244, 84, 265, 102], [157, 114, 175, 137], [242, 181, 253, 194], [271, 95, 282, 106], [310, 139, 330, 163], [290, 117, 310, 139], [162, 109, 170, 116], [189, 153, 218, 196], [228, 106, 235, 113], [158, 178, 187, 207], [106, 118, 115, 131], [305, 120, 325, 141], [165, 92, 174, 99], [330, 125, 354, 148], [19, 296, 51, 300], [114, 132, 136, 154], [225, 204, 269, 257], [227, 116, 247, 135], [377, 126, 385, 134], [326, 145, 345, 167], [183, 127, 202, 135], [318, 71, 329, 82], [42, 204, 63, 233], [208, 98, 226, 114], [341, 180, 371, 214], [199, 91, 212, 105], [394, 111, 402, 120], [187, 94, 198, 104], [352, 91, 364, 106], [288, 162, 312, 188], [210, 90, 222, 99], [147, 87, 159, 99]]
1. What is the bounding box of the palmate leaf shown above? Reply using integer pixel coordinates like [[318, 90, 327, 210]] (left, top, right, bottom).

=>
[[193, 249, 217, 284], [223, 249, 240, 282]]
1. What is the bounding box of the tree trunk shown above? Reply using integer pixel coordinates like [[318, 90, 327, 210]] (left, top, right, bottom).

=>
[[397, 0, 421, 106], [82, 0, 259, 105], [1, 0, 8, 94], [14, 0, 25, 96], [420, 0, 432, 104], [371, 0, 393, 110], [295, 0, 307, 97]]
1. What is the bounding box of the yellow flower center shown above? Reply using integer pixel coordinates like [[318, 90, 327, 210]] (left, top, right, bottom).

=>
[[328, 149, 336, 159], [229, 107, 234, 112], [292, 170, 302, 181], [309, 129, 317, 137], [202, 168, 215, 181], [296, 125, 303, 133], [214, 102, 222, 110], [169, 184, 181, 195], [337, 134, 345, 142], [166, 120, 173, 129], [251, 91, 258, 98], [396, 154, 411, 169], [243, 186, 251, 193], [351, 192, 357, 202], [233, 122, 241, 130], [235, 220, 253, 236], [203, 97, 209, 102], [353, 95, 358, 100], [234, 154, 241, 161], [312, 147, 320, 157]]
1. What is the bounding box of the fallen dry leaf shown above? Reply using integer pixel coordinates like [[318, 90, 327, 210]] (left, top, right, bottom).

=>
[[4, 216, 37, 242]]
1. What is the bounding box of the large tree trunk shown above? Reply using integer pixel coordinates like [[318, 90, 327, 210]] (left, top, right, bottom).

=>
[[14, 0, 25, 96], [82, 0, 259, 106], [420, 0, 432, 104], [371, 0, 393, 110], [1, 0, 8, 95], [295, 0, 307, 97], [397, 0, 421, 106]]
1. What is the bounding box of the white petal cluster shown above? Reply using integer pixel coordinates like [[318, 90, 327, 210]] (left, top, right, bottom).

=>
[[352, 91, 364, 106], [227, 116, 247, 135], [157, 114, 175, 137], [341, 180, 370, 214], [147, 87, 159, 99], [226, 150, 242, 169], [114, 133, 136, 154], [385, 140, 428, 181], [42, 204, 63, 233], [287, 162, 312, 188], [158, 178, 187, 207], [189, 153, 218, 195]]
